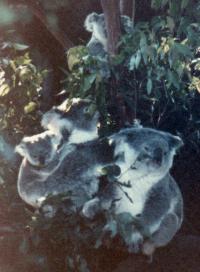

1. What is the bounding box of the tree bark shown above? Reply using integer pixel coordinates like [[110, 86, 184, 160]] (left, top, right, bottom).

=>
[[120, 0, 136, 23], [101, 0, 122, 56], [18, 1, 74, 50]]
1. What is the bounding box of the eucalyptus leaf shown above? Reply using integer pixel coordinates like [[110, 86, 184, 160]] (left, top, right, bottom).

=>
[[24, 101, 37, 114], [13, 43, 29, 51], [0, 83, 10, 96], [82, 74, 96, 92], [147, 78, 153, 95]]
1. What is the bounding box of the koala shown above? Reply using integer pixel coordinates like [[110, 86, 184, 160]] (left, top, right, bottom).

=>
[[17, 136, 116, 208], [83, 127, 183, 257], [41, 98, 99, 144], [15, 130, 74, 182], [15, 131, 63, 169], [84, 12, 133, 57], [16, 98, 100, 207]]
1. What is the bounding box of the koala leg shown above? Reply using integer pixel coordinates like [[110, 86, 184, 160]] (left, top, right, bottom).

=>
[[128, 231, 144, 254], [142, 213, 179, 256]]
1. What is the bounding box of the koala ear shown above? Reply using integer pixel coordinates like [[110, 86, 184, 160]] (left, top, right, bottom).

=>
[[168, 135, 183, 150], [84, 12, 99, 32]]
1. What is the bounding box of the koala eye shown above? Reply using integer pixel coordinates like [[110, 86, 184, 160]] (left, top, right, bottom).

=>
[[144, 146, 149, 152]]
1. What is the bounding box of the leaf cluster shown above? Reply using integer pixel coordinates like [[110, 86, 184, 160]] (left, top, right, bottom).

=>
[[0, 41, 47, 141]]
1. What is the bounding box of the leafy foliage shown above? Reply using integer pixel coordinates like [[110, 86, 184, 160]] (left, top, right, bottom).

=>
[[65, 0, 200, 139], [0, 41, 47, 141], [0, 0, 200, 271]]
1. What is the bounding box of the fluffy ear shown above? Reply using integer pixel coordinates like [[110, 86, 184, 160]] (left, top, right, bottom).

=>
[[84, 12, 99, 32], [168, 135, 183, 150], [15, 142, 27, 157]]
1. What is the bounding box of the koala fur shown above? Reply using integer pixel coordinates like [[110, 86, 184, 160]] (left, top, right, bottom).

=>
[[83, 127, 183, 257], [17, 98, 100, 207], [41, 98, 99, 144], [84, 12, 133, 57], [15, 131, 63, 169], [17, 137, 115, 208]]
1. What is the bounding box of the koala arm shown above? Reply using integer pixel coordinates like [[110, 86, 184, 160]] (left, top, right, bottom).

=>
[[142, 212, 180, 257], [87, 37, 107, 58], [139, 176, 183, 256]]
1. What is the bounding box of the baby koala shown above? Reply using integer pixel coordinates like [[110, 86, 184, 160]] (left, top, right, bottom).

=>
[[83, 127, 183, 258], [16, 136, 116, 208], [15, 130, 70, 179], [41, 98, 99, 144], [15, 131, 62, 169], [84, 12, 133, 57]]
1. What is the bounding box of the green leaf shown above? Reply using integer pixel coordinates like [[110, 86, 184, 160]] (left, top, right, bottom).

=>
[[147, 78, 153, 95], [67, 46, 88, 71], [0, 83, 10, 96], [167, 70, 180, 89], [135, 51, 141, 69], [82, 74, 96, 92], [24, 101, 37, 113], [13, 43, 29, 51], [129, 55, 136, 70], [166, 16, 175, 32], [174, 43, 192, 57]]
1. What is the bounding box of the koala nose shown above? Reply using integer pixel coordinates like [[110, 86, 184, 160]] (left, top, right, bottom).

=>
[[153, 148, 163, 165], [39, 155, 45, 166]]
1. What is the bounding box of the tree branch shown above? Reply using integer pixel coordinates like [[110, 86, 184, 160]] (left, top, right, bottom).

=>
[[19, 1, 74, 50], [101, 0, 122, 56], [120, 0, 136, 23]]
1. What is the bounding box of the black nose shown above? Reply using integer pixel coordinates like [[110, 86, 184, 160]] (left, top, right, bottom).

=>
[[153, 148, 163, 165], [39, 155, 45, 165]]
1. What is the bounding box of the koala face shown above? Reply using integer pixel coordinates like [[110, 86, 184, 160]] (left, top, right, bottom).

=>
[[41, 98, 99, 144], [110, 127, 183, 180], [16, 132, 62, 167]]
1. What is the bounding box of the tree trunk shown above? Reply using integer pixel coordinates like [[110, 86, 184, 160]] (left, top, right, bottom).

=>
[[120, 0, 136, 23], [101, 0, 122, 56]]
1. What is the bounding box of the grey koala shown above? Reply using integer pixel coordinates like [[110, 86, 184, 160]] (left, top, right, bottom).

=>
[[17, 136, 116, 208], [41, 98, 99, 144], [15, 131, 63, 170], [83, 127, 183, 258], [15, 130, 74, 188], [84, 12, 133, 57], [16, 98, 100, 207]]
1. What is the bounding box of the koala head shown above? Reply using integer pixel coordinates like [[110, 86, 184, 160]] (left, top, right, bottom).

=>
[[121, 15, 133, 34], [84, 12, 106, 33], [41, 98, 99, 144], [15, 131, 62, 167], [84, 12, 107, 49], [109, 127, 183, 181]]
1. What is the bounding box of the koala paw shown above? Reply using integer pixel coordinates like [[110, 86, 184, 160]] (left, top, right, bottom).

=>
[[142, 241, 155, 259], [82, 197, 100, 219], [128, 231, 144, 253]]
